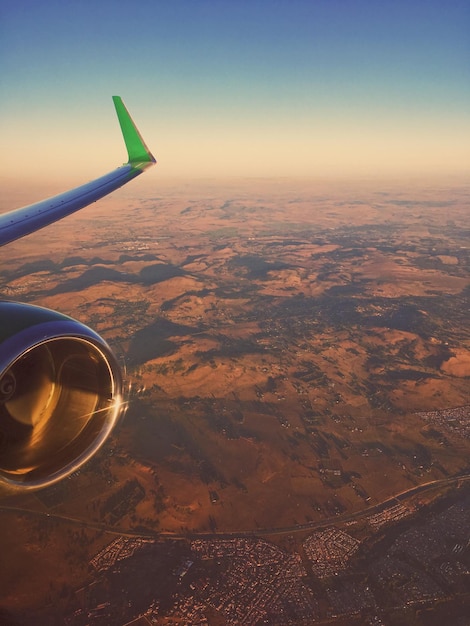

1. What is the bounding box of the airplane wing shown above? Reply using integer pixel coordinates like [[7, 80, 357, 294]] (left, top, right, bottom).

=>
[[0, 96, 156, 247], [0, 97, 155, 488]]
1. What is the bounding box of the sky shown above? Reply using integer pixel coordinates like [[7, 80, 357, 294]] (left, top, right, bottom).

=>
[[1, 0, 469, 182]]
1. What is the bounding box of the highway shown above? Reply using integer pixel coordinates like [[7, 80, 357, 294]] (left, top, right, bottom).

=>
[[0, 473, 469, 540]]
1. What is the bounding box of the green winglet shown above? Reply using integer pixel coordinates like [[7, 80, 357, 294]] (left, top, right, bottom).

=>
[[112, 95, 156, 165]]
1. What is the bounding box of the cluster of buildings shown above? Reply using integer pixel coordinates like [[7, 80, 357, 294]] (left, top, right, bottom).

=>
[[146, 593, 207, 625], [371, 554, 443, 605], [188, 537, 319, 625], [369, 494, 470, 608], [391, 498, 469, 577], [367, 502, 412, 530], [325, 579, 377, 617], [117, 239, 151, 251], [67, 489, 468, 624], [303, 527, 360, 577], [90, 537, 155, 572], [417, 404, 469, 439]]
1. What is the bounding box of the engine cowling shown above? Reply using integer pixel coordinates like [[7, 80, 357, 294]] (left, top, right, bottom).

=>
[[0, 301, 123, 489]]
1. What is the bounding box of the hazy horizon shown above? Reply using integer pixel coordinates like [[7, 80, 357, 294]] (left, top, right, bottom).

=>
[[1, 0, 469, 182]]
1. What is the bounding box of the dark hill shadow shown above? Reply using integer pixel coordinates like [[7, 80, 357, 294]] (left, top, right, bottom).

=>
[[126, 318, 195, 367], [45, 263, 187, 295], [230, 254, 291, 278], [139, 263, 186, 285], [48, 267, 134, 294]]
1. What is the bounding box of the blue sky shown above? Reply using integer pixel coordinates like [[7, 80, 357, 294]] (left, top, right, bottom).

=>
[[1, 0, 469, 180]]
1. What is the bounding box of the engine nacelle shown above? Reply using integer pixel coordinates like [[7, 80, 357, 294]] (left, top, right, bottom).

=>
[[0, 302, 123, 489]]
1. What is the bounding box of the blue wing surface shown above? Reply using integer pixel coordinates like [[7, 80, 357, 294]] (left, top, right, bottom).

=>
[[0, 97, 155, 247]]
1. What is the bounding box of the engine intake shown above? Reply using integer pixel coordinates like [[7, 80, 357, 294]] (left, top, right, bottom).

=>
[[0, 302, 123, 488]]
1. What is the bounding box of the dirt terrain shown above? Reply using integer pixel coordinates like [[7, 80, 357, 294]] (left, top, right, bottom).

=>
[[0, 177, 468, 615]]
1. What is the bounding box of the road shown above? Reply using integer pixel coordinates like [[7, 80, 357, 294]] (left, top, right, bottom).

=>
[[0, 473, 469, 540]]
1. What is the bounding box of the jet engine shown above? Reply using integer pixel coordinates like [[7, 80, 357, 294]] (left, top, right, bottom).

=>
[[0, 301, 123, 489]]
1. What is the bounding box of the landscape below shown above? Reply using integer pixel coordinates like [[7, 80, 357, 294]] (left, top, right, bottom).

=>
[[0, 177, 468, 625]]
